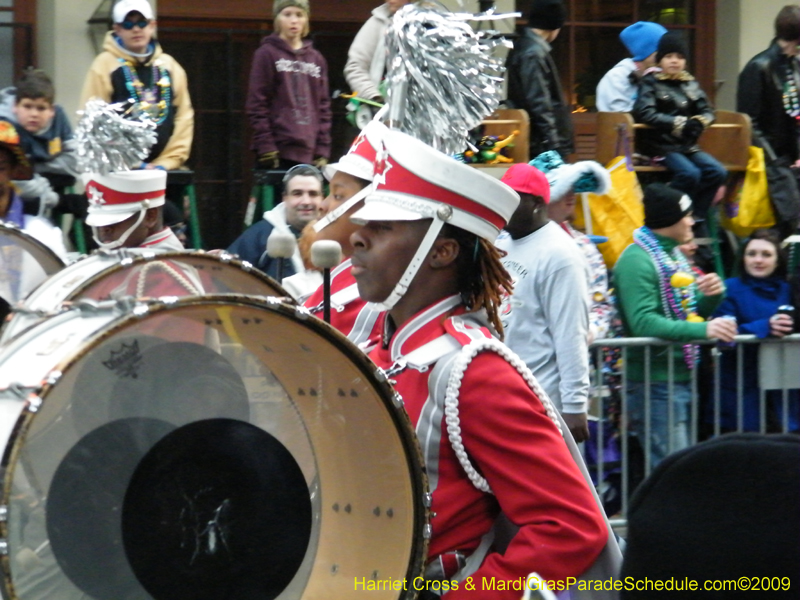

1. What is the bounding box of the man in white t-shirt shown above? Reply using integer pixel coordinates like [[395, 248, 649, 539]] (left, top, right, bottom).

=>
[[496, 162, 591, 442]]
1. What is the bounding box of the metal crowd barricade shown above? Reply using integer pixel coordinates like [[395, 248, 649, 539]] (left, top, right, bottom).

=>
[[586, 333, 800, 533]]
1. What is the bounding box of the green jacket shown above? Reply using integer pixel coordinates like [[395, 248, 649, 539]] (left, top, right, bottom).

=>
[[614, 234, 724, 382]]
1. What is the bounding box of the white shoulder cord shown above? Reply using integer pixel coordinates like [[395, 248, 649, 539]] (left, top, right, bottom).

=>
[[135, 260, 202, 297], [444, 338, 562, 495]]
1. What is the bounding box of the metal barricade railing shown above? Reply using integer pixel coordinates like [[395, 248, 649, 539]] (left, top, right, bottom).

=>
[[586, 333, 800, 533]]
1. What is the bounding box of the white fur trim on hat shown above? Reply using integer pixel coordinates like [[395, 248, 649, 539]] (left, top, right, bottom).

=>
[[546, 160, 612, 202]]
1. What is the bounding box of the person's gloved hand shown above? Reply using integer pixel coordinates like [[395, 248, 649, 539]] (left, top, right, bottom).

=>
[[258, 151, 280, 169], [682, 118, 704, 143], [312, 156, 328, 169]]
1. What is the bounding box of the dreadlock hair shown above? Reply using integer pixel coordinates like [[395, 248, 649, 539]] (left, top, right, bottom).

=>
[[441, 223, 514, 339]]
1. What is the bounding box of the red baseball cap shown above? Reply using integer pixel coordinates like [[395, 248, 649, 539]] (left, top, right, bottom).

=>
[[500, 163, 551, 204]]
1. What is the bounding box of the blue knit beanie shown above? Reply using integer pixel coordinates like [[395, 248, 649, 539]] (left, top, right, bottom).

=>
[[620, 21, 668, 61]]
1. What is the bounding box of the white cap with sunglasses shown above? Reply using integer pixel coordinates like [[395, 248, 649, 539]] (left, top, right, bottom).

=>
[[113, 0, 154, 24]]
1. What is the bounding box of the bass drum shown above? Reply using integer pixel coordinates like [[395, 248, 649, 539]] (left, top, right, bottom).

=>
[[0, 295, 428, 600], [0, 223, 65, 322], [2, 249, 290, 342]]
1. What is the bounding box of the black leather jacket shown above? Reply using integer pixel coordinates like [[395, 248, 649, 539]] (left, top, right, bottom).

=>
[[505, 29, 574, 159], [632, 70, 716, 156], [737, 40, 800, 165]]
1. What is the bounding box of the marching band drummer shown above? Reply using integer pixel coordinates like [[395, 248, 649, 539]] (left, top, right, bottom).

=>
[[293, 120, 386, 347], [348, 129, 612, 598], [83, 169, 184, 251], [80, 170, 209, 306]]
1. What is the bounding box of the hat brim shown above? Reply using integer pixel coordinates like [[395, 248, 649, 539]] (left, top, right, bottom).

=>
[[350, 199, 426, 224], [322, 163, 339, 181], [85, 209, 139, 227], [323, 161, 372, 184]]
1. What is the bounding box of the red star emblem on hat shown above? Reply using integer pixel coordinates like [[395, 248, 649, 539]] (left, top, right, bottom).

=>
[[87, 185, 106, 206], [373, 148, 393, 186]]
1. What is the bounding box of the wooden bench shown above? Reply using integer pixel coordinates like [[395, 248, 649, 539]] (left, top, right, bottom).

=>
[[595, 110, 752, 172], [467, 108, 530, 178], [594, 110, 752, 277], [474, 108, 531, 165], [570, 112, 600, 163]]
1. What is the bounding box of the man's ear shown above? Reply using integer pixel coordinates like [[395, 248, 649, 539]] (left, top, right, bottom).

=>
[[429, 237, 460, 269], [144, 207, 160, 228]]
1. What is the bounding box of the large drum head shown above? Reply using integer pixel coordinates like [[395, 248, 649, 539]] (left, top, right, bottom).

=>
[[1, 296, 427, 600], [2, 250, 290, 342], [0, 223, 64, 320]]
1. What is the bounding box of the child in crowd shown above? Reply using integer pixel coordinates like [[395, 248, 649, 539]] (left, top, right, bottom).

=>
[[632, 31, 727, 238], [80, 0, 194, 172], [247, 0, 331, 170], [0, 69, 81, 218], [595, 21, 667, 112]]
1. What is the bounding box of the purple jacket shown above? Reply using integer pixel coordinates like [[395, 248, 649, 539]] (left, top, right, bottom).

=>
[[246, 34, 332, 163]]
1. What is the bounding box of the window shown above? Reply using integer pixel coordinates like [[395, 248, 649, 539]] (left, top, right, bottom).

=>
[[0, 0, 35, 88], [543, 0, 715, 111]]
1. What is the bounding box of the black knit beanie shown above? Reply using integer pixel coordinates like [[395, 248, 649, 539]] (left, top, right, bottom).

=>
[[656, 30, 688, 63], [527, 0, 566, 31], [643, 183, 692, 229]]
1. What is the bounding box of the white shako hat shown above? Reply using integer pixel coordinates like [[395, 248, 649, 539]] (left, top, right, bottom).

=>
[[315, 120, 387, 233], [84, 170, 167, 227], [324, 120, 386, 183], [351, 128, 519, 310]]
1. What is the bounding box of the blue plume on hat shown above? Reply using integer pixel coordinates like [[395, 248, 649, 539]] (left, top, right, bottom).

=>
[[529, 151, 611, 202], [620, 21, 668, 62]]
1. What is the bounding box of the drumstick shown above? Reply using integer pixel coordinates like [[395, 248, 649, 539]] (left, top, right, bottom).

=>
[[266, 229, 297, 282], [310, 240, 343, 324]]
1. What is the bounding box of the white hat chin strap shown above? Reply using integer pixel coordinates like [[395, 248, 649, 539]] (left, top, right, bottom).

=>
[[370, 217, 446, 312], [313, 185, 372, 233], [92, 208, 147, 250]]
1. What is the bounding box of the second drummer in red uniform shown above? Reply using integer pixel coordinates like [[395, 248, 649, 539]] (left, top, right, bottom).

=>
[[301, 120, 386, 347]]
